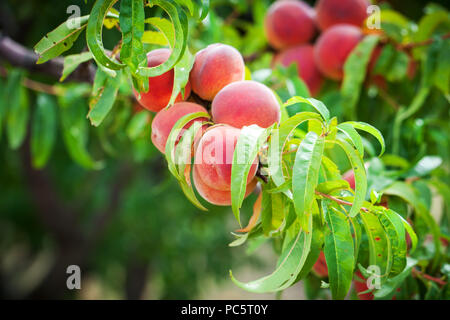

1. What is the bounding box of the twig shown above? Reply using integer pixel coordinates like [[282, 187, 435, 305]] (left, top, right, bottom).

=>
[[315, 190, 369, 212], [412, 267, 447, 286], [397, 32, 450, 50]]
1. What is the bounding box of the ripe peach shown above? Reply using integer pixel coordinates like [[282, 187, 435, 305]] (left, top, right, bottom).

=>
[[273, 45, 323, 96], [193, 125, 258, 206], [264, 0, 316, 50], [211, 81, 280, 129], [134, 48, 191, 112], [190, 43, 245, 101], [353, 270, 374, 300], [151, 102, 208, 154], [314, 24, 363, 80], [316, 0, 369, 30], [313, 251, 328, 277]]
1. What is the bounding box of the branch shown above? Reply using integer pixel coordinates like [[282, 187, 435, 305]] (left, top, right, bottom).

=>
[[412, 267, 447, 286], [315, 191, 369, 212], [397, 32, 450, 50], [0, 34, 95, 83]]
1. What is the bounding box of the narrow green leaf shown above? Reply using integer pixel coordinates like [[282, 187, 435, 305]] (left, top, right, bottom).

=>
[[231, 124, 271, 225], [324, 206, 355, 300], [283, 96, 330, 123], [61, 52, 93, 81], [316, 180, 350, 194], [342, 121, 385, 156], [333, 139, 367, 217], [86, 0, 125, 72], [34, 15, 89, 63], [360, 210, 392, 277], [267, 112, 322, 197], [139, 0, 187, 77], [141, 30, 169, 45], [168, 47, 195, 106], [292, 132, 325, 231], [31, 94, 57, 168], [341, 35, 379, 118], [337, 123, 364, 157], [230, 214, 312, 293], [378, 208, 407, 275], [88, 70, 122, 126], [6, 71, 29, 150], [59, 88, 103, 169], [126, 111, 150, 140]]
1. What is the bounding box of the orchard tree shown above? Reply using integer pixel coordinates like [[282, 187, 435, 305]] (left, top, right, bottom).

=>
[[0, 0, 449, 300]]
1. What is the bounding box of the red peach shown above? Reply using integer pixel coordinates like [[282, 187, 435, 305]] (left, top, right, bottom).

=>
[[151, 102, 208, 154], [274, 45, 323, 96], [190, 43, 245, 101], [316, 0, 369, 31], [134, 48, 191, 112], [264, 0, 316, 50], [194, 125, 258, 191], [313, 251, 329, 277], [314, 24, 363, 80], [211, 80, 281, 129]]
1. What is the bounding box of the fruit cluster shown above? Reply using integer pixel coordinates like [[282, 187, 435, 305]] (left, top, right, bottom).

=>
[[134, 44, 281, 206], [265, 0, 414, 95]]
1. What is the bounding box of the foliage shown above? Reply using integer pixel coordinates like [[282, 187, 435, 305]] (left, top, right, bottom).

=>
[[0, 0, 449, 299]]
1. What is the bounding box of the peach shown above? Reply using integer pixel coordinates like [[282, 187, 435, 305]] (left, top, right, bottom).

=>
[[151, 102, 208, 154], [211, 80, 280, 129], [353, 270, 374, 300], [134, 48, 191, 112], [193, 125, 258, 206], [273, 45, 323, 96], [264, 0, 316, 50], [316, 0, 369, 30], [190, 43, 245, 101], [314, 24, 363, 80], [313, 251, 328, 277]]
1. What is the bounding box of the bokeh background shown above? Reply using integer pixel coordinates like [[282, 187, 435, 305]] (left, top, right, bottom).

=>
[[0, 0, 449, 299]]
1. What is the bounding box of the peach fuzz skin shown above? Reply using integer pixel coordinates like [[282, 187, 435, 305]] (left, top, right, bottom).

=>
[[190, 43, 245, 101], [134, 48, 191, 112], [314, 24, 363, 80], [211, 81, 281, 129], [315, 0, 369, 31], [151, 102, 208, 154], [273, 44, 323, 96], [264, 0, 316, 50], [193, 125, 258, 206]]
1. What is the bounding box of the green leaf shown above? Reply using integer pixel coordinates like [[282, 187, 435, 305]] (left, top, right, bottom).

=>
[[168, 47, 195, 106], [337, 123, 364, 157], [342, 121, 385, 157], [378, 209, 407, 275], [383, 182, 438, 263], [165, 111, 210, 181], [86, 0, 125, 73], [141, 31, 169, 45], [267, 112, 323, 197], [231, 125, 271, 225], [126, 111, 150, 140], [119, 0, 148, 91], [333, 139, 367, 217], [31, 94, 57, 168], [316, 180, 350, 194], [0, 78, 6, 141], [292, 131, 325, 231], [145, 17, 175, 47], [230, 214, 312, 293], [360, 210, 392, 277], [434, 39, 450, 94], [324, 206, 355, 300], [341, 35, 379, 118], [61, 51, 93, 81], [88, 69, 122, 126], [139, 0, 187, 77], [59, 87, 103, 170], [373, 257, 418, 299], [34, 15, 89, 64], [6, 70, 29, 150], [406, 156, 442, 178], [283, 97, 330, 124]]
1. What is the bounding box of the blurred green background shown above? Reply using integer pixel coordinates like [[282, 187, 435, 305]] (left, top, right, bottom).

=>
[[0, 0, 449, 299]]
